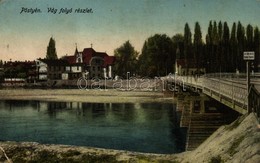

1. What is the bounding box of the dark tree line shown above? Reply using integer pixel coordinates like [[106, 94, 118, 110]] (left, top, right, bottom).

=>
[[205, 21, 259, 73], [114, 21, 259, 77]]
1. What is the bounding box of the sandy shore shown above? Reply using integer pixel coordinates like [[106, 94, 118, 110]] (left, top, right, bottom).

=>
[[0, 88, 175, 103], [0, 141, 180, 163]]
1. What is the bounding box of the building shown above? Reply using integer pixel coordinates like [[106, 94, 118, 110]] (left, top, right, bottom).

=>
[[36, 47, 115, 81], [64, 47, 115, 79], [175, 59, 205, 75], [36, 59, 70, 81], [3, 60, 36, 84], [36, 59, 48, 81]]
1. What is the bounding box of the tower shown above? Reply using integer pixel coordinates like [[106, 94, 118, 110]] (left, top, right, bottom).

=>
[[74, 45, 82, 63]]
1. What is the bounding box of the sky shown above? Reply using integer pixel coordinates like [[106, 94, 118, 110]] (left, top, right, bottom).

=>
[[0, 0, 260, 61]]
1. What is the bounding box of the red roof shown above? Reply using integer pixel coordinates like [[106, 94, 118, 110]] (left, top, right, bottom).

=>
[[103, 56, 115, 67], [82, 48, 95, 64], [64, 47, 115, 66], [64, 56, 76, 64]]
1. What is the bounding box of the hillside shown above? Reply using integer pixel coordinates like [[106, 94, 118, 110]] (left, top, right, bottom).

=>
[[178, 113, 260, 163]]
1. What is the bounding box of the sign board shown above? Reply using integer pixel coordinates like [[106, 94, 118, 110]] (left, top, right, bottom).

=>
[[243, 51, 255, 60]]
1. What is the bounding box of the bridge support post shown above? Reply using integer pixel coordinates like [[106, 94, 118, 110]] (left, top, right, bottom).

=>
[[200, 99, 205, 114], [246, 61, 251, 114], [190, 100, 194, 113]]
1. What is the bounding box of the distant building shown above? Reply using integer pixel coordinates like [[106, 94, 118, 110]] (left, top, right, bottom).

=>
[[36, 59, 69, 80], [0, 67, 4, 83], [36, 47, 115, 81], [3, 60, 36, 84], [175, 59, 205, 75]]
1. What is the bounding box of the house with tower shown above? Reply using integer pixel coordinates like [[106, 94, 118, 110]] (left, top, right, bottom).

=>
[[36, 46, 115, 81], [63, 46, 115, 79]]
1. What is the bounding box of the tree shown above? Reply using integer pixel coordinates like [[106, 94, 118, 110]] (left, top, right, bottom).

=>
[[246, 24, 254, 51], [172, 34, 184, 60], [211, 21, 219, 72], [138, 34, 174, 77], [217, 21, 224, 71], [0, 60, 3, 67], [230, 22, 238, 71], [46, 37, 58, 60], [206, 21, 213, 72], [237, 22, 246, 72], [0, 60, 3, 83], [222, 22, 230, 71], [253, 27, 260, 72], [114, 40, 138, 77], [194, 22, 203, 73], [184, 23, 192, 74]]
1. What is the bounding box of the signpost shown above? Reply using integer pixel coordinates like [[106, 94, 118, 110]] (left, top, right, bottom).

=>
[[243, 51, 255, 114], [243, 51, 255, 60]]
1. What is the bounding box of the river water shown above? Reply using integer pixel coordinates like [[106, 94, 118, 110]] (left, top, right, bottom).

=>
[[0, 100, 186, 154]]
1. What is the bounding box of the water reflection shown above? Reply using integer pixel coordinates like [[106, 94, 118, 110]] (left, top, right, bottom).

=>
[[0, 100, 185, 154]]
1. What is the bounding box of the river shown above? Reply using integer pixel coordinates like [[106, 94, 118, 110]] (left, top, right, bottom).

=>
[[0, 100, 187, 154]]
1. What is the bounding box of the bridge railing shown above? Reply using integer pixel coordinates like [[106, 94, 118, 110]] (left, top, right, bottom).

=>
[[166, 73, 259, 121], [201, 77, 247, 104], [177, 75, 248, 105]]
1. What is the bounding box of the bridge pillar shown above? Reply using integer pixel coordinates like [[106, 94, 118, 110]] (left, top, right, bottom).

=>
[[190, 100, 194, 113], [200, 99, 205, 114]]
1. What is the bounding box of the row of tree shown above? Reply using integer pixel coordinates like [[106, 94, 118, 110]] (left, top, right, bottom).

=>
[[114, 21, 260, 77], [204, 21, 259, 73]]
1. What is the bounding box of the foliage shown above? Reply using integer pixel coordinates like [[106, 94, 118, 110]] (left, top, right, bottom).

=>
[[204, 21, 259, 73], [253, 27, 260, 72], [172, 33, 184, 60], [130, 21, 259, 76], [193, 22, 203, 70], [114, 40, 138, 77], [138, 34, 174, 77], [183, 23, 192, 74], [46, 37, 58, 60]]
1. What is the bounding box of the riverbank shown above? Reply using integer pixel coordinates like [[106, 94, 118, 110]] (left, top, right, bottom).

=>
[[0, 114, 259, 162], [0, 141, 178, 163], [0, 88, 174, 103]]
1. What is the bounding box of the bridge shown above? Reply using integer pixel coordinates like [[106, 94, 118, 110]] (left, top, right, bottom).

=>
[[163, 73, 260, 122]]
